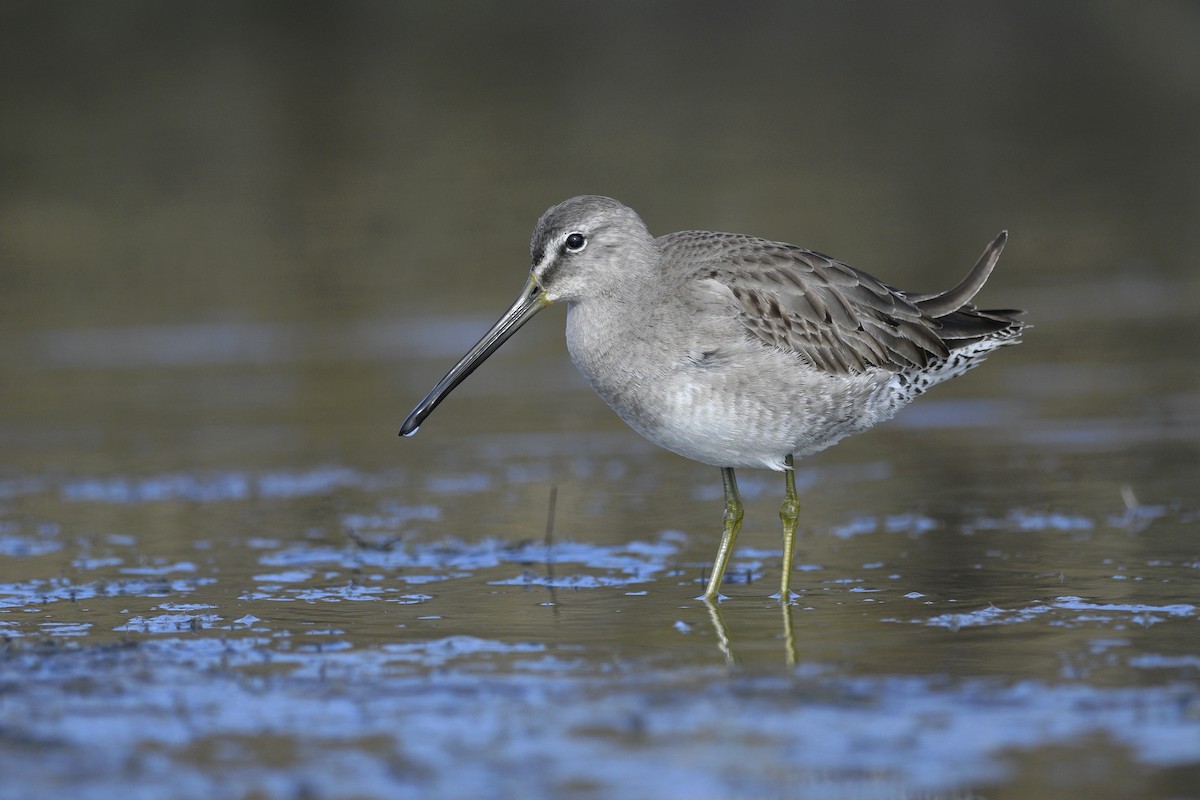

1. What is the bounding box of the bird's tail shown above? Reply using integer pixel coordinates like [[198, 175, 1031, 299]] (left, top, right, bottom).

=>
[[907, 231, 1027, 348]]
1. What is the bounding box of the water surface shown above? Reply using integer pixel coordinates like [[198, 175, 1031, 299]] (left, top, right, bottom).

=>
[[2, 4, 1199, 799]]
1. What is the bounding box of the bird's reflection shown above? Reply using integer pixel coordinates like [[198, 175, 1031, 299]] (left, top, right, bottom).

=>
[[702, 597, 798, 667]]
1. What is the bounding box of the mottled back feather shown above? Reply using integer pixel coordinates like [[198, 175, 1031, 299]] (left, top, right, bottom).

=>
[[659, 230, 1022, 376]]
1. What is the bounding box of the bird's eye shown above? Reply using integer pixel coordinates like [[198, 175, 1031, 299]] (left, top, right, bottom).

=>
[[564, 232, 587, 253]]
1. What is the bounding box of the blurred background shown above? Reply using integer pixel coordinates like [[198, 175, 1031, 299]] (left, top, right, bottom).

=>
[[4, 0, 1199, 577], [3, 3, 1200, 798], [2, 2, 1197, 459], [6, 1, 1199, 318]]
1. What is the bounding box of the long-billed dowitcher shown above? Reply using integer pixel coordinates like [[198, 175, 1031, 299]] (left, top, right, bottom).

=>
[[400, 196, 1025, 603]]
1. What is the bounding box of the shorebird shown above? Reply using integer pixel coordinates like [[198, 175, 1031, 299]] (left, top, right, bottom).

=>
[[400, 196, 1025, 602]]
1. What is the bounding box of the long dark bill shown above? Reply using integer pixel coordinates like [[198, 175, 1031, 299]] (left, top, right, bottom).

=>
[[399, 277, 551, 437]]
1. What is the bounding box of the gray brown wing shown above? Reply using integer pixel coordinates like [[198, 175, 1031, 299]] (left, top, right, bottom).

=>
[[661, 232, 955, 375]]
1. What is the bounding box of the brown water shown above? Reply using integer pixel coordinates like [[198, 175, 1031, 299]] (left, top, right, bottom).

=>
[[2, 4, 1200, 799]]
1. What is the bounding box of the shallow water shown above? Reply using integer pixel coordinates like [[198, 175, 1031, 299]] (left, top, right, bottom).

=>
[[3, 289, 1198, 800], [3, 4, 1200, 799]]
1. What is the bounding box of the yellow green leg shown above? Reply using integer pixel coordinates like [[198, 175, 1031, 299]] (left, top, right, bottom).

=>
[[700, 467, 743, 603], [778, 454, 800, 603]]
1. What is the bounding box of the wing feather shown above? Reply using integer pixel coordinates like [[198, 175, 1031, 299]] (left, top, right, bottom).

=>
[[663, 232, 954, 375]]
